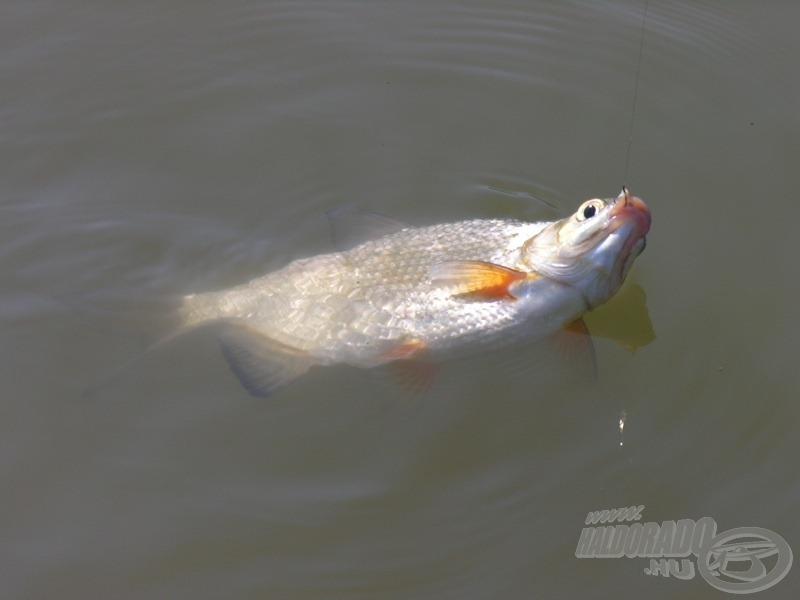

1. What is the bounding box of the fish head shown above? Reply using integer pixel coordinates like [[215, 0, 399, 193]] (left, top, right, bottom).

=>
[[521, 188, 651, 308]]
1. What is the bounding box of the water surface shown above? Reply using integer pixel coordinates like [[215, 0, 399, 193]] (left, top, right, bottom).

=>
[[2, 1, 799, 598]]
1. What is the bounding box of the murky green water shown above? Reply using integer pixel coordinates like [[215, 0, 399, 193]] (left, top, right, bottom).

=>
[[2, 1, 799, 598]]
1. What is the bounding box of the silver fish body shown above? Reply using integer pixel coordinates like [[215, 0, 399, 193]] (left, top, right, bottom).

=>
[[178, 189, 651, 396]]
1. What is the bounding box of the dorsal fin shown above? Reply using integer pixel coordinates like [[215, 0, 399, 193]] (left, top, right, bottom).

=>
[[326, 206, 410, 251]]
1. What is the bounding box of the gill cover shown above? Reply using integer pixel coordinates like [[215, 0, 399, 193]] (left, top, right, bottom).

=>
[[521, 189, 650, 308]]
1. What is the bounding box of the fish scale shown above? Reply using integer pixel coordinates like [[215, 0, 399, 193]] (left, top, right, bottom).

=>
[[181, 218, 546, 361]]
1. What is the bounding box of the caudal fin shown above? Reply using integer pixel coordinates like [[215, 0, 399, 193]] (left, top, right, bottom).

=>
[[85, 320, 314, 399], [60, 287, 184, 340], [83, 323, 207, 398]]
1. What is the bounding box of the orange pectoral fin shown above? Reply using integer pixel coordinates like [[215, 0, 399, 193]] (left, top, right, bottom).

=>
[[428, 260, 532, 300]]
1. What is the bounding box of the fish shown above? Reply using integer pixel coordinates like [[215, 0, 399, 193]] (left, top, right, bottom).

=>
[[172, 187, 651, 397]]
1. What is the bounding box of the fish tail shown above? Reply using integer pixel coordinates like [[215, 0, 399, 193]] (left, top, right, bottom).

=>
[[83, 323, 194, 398], [59, 287, 185, 339], [82, 290, 314, 399]]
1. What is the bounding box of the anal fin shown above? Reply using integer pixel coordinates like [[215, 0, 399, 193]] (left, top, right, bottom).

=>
[[215, 324, 314, 398]]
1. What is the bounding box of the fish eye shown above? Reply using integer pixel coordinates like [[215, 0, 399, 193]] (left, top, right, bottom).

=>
[[577, 199, 605, 221]]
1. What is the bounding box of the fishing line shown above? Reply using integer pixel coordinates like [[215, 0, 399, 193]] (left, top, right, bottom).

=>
[[623, 0, 649, 185]]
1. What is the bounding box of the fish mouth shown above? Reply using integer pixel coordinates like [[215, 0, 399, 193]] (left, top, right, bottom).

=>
[[635, 236, 647, 256], [609, 190, 651, 254]]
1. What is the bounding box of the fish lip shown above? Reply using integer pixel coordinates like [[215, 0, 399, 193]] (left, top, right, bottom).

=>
[[607, 192, 651, 266], [609, 192, 651, 238], [604, 193, 650, 280]]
